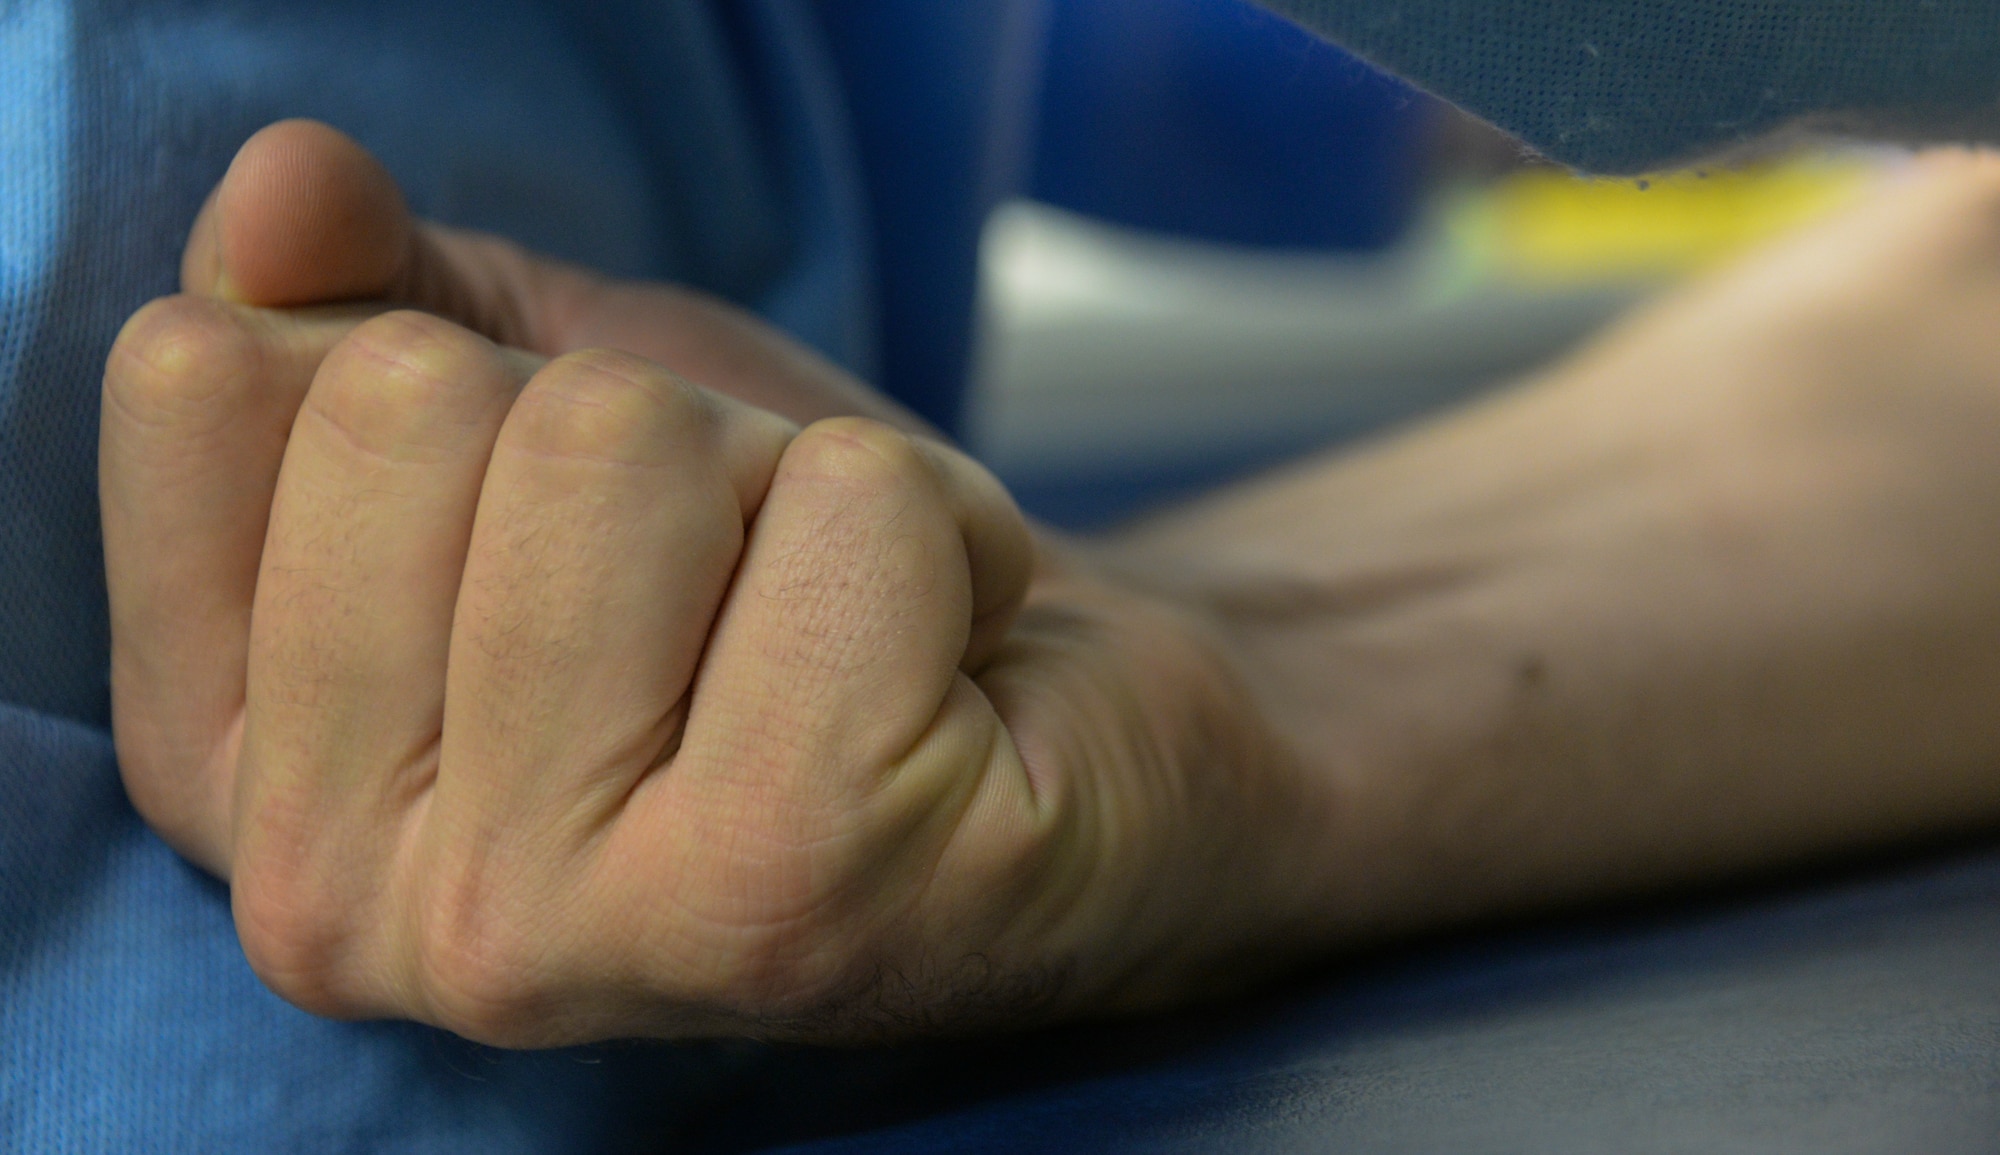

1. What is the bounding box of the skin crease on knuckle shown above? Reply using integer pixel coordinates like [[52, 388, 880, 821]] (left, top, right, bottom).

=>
[[505, 348, 721, 469], [301, 310, 513, 467], [104, 295, 265, 437], [230, 845, 369, 1021], [406, 874, 572, 1047], [447, 351, 751, 778]]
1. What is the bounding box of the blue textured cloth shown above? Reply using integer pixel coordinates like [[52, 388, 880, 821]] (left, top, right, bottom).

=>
[[0, 0, 869, 1148], [1264, 0, 2000, 172]]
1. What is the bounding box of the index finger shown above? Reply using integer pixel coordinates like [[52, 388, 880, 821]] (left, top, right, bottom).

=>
[[102, 295, 378, 871]]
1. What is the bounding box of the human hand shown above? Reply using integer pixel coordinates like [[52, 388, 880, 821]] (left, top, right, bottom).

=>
[[107, 120, 942, 875], [102, 123, 1333, 1043]]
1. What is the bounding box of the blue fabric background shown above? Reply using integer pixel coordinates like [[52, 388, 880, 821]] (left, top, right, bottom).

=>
[[0, 0, 867, 1147]]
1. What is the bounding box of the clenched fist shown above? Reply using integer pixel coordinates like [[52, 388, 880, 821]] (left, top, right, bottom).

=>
[[113, 123, 2000, 1051], [101, 123, 1330, 1045]]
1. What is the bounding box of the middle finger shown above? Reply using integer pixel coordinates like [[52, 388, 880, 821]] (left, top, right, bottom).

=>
[[232, 310, 529, 1007]]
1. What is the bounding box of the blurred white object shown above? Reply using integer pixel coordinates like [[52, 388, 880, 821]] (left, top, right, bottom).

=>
[[965, 197, 1652, 482]]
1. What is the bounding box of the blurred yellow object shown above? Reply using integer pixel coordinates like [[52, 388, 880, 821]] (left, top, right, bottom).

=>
[[1448, 156, 1880, 285]]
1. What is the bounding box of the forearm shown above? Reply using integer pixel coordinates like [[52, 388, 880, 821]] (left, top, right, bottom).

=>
[[1100, 274, 2000, 945]]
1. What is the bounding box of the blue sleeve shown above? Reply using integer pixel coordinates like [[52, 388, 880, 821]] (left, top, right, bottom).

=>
[[1261, 0, 2000, 172]]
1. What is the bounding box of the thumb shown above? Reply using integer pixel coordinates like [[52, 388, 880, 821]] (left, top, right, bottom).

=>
[[182, 120, 933, 433], [181, 119, 592, 352]]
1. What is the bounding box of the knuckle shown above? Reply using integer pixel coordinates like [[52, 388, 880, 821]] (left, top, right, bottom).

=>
[[507, 348, 716, 466], [104, 295, 263, 433], [665, 932, 841, 1028], [230, 856, 355, 1018], [306, 310, 506, 461], [782, 417, 932, 497], [409, 877, 550, 1046], [646, 830, 880, 1012]]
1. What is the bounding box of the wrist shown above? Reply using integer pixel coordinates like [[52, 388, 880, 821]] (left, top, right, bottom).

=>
[[1046, 532, 1390, 986]]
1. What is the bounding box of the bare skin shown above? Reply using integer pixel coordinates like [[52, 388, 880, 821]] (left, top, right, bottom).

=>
[[102, 122, 2000, 1045]]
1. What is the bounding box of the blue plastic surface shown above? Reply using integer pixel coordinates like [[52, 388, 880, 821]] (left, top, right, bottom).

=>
[[670, 847, 2000, 1152]]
